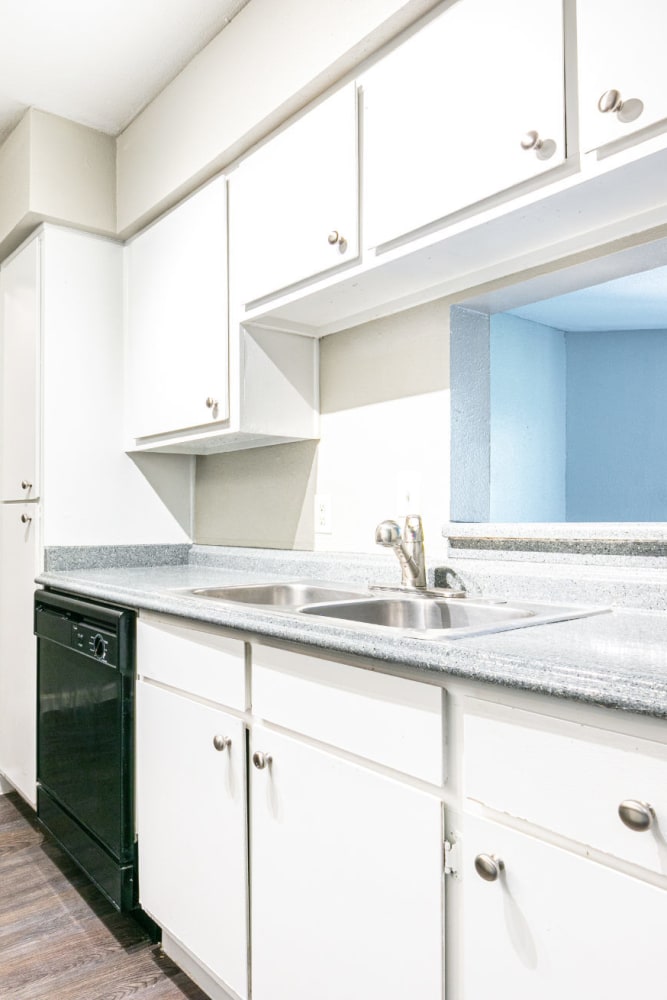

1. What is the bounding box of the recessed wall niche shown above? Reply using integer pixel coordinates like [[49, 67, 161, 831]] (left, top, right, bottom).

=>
[[451, 259, 667, 523]]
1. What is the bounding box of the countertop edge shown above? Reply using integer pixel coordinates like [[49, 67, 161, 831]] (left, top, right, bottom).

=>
[[35, 570, 667, 722]]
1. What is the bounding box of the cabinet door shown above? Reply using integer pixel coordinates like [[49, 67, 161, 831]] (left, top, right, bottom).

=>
[[578, 0, 667, 151], [0, 502, 40, 805], [250, 725, 444, 1000], [136, 681, 248, 999], [363, 0, 565, 248], [0, 238, 40, 500], [125, 175, 229, 441], [229, 83, 359, 305], [463, 815, 667, 999]]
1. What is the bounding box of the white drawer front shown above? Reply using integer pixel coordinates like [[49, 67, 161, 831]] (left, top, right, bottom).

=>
[[251, 643, 443, 784], [137, 615, 247, 711], [464, 705, 667, 875]]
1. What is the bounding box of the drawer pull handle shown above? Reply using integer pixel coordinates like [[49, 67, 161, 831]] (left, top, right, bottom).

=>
[[20, 513, 32, 524], [205, 397, 218, 410], [212, 735, 231, 752], [474, 853, 504, 882], [618, 799, 655, 832], [21, 480, 32, 490], [252, 750, 272, 770]]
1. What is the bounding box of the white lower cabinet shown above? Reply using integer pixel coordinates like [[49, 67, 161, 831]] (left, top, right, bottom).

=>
[[250, 724, 444, 1000], [135, 618, 444, 1000], [463, 815, 667, 999], [136, 618, 666, 1000], [0, 502, 40, 805], [136, 616, 248, 1000], [462, 699, 667, 1000], [136, 680, 248, 1000]]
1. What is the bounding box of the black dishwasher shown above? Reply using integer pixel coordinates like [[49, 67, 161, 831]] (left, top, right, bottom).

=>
[[35, 589, 136, 911]]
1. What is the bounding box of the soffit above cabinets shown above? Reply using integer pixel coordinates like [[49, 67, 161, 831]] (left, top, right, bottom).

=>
[[0, 0, 250, 142]]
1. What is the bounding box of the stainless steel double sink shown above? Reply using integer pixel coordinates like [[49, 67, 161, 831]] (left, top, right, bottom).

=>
[[186, 580, 607, 640]]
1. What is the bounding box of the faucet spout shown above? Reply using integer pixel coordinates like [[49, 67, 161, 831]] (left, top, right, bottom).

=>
[[375, 515, 427, 589]]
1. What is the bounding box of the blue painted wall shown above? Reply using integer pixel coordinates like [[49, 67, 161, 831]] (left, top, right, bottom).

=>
[[450, 308, 667, 522], [490, 313, 566, 521], [566, 329, 667, 520]]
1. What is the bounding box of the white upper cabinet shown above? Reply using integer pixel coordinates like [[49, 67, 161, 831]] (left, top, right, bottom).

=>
[[577, 0, 667, 151], [362, 0, 565, 249], [0, 238, 41, 501], [125, 175, 229, 442], [229, 83, 359, 305]]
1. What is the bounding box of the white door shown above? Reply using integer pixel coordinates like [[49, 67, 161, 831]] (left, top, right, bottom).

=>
[[363, 0, 565, 248], [578, 0, 667, 151], [250, 725, 444, 1000], [136, 681, 248, 999], [229, 83, 359, 305], [125, 175, 229, 441], [0, 502, 40, 805], [0, 237, 41, 501], [463, 815, 667, 999]]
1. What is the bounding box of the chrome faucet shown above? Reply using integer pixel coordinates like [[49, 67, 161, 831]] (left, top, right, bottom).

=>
[[375, 514, 427, 590]]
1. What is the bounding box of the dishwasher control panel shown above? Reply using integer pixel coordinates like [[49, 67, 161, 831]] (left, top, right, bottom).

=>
[[71, 623, 117, 666]]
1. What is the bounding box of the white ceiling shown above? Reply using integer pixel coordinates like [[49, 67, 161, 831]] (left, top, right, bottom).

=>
[[0, 0, 251, 144], [509, 264, 667, 333]]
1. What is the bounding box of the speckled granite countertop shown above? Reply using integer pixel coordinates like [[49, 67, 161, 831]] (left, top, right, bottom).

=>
[[36, 546, 667, 721]]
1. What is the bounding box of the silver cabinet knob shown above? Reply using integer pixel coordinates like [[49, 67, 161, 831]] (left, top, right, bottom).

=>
[[618, 799, 655, 832], [597, 89, 644, 123], [20, 513, 32, 524], [252, 750, 272, 770], [212, 734, 231, 752], [520, 130, 556, 160], [205, 397, 218, 409], [474, 853, 504, 882], [327, 230, 348, 253], [21, 480, 32, 490]]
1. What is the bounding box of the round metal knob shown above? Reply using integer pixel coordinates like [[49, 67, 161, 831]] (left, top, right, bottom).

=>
[[252, 750, 272, 770], [597, 90, 644, 123], [327, 230, 348, 253], [21, 480, 32, 490], [474, 853, 504, 882], [20, 513, 32, 524], [212, 735, 231, 752], [520, 130, 556, 160], [205, 397, 218, 409], [618, 799, 655, 832]]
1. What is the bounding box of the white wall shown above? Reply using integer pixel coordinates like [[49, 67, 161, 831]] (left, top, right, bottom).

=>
[[195, 298, 450, 557], [0, 110, 115, 261]]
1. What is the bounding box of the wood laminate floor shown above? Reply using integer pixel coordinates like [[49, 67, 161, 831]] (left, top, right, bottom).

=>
[[0, 792, 209, 1000]]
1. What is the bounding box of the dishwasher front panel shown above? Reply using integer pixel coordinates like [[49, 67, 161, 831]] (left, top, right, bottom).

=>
[[35, 590, 136, 911]]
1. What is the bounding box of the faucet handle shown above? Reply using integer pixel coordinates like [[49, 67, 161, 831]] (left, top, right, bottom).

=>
[[404, 514, 424, 540], [375, 520, 402, 547]]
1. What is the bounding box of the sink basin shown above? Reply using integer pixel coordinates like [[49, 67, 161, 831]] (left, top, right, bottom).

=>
[[302, 597, 532, 630], [301, 595, 607, 638], [189, 580, 368, 608], [183, 580, 607, 640]]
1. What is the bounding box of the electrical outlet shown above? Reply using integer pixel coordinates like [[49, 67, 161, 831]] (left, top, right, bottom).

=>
[[396, 472, 422, 517], [314, 494, 332, 533]]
